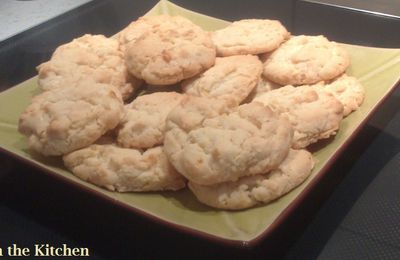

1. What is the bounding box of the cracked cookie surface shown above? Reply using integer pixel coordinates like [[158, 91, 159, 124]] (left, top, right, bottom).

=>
[[124, 15, 216, 85], [263, 35, 350, 85], [37, 34, 141, 101], [254, 85, 344, 148], [119, 15, 171, 50], [212, 19, 290, 56], [117, 92, 184, 149], [182, 55, 262, 106], [315, 74, 365, 116], [18, 81, 124, 156], [189, 149, 314, 210], [164, 96, 293, 185], [63, 144, 186, 192]]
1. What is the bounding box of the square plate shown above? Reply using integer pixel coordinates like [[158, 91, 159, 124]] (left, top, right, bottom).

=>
[[0, 0, 399, 247]]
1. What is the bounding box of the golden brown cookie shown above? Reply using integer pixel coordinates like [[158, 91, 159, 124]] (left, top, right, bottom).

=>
[[189, 149, 314, 210], [244, 75, 281, 103], [316, 74, 365, 116], [254, 85, 343, 148], [182, 55, 262, 106], [263, 35, 350, 85], [164, 96, 293, 185], [63, 145, 186, 192], [124, 15, 216, 85], [18, 81, 124, 156], [117, 92, 184, 149], [212, 19, 290, 56], [37, 34, 142, 101]]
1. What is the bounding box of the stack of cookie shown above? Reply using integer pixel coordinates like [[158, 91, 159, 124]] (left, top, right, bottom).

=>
[[18, 15, 365, 210]]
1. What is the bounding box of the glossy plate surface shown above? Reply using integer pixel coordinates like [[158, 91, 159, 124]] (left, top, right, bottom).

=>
[[0, 0, 399, 246]]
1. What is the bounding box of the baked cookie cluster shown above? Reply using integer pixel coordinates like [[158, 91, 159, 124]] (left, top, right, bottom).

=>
[[18, 15, 365, 210]]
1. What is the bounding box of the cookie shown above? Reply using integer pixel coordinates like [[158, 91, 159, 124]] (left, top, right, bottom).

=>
[[182, 55, 262, 106], [18, 81, 124, 156], [189, 149, 314, 210], [164, 96, 293, 185], [119, 15, 170, 50], [263, 35, 350, 85], [212, 19, 290, 56], [63, 145, 186, 192], [37, 34, 142, 101], [244, 76, 281, 103], [117, 92, 184, 149], [254, 85, 343, 148], [124, 15, 216, 85], [316, 74, 365, 116]]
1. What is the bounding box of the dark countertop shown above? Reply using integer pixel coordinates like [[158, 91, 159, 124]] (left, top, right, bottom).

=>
[[0, 1, 399, 259], [305, 0, 400, 17]]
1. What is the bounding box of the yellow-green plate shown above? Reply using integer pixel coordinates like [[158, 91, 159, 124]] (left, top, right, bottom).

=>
[[1, 0, 400, 247]]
